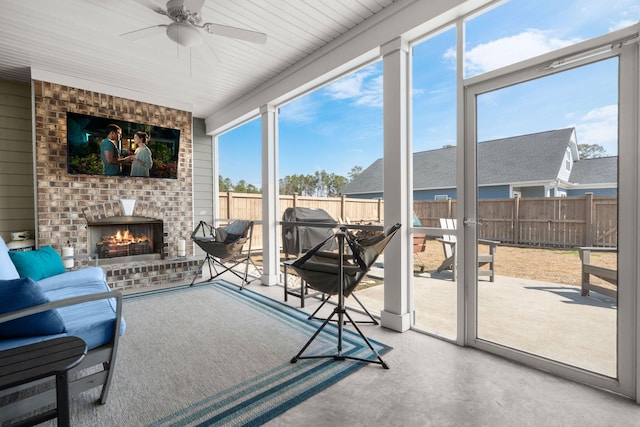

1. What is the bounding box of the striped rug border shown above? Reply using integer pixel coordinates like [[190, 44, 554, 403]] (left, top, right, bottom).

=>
[[125, 281, 392, 426]]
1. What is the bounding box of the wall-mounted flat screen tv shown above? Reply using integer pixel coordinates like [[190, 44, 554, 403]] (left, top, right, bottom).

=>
[[66, 112, 180, 179]]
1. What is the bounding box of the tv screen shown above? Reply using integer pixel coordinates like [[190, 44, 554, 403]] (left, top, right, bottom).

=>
[[66, 112, 180, 179]]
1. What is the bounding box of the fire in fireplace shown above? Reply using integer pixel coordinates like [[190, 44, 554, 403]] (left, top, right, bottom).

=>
[[88, 216, 164, 261], [97, 228, 153, 258]]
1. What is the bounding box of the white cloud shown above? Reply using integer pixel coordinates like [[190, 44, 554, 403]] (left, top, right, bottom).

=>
[[279, 96, 317, 124], [571, 104, 618, 155], [609, 19, 638, 31], [463, 29, 581, 74], [323, 68, 383, 108]]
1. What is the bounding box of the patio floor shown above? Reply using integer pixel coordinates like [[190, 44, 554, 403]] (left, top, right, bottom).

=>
[[271, 258, 618, 378]]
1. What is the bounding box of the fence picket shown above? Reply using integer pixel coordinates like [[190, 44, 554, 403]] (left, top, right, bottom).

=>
[[219, 192, 617, 250]]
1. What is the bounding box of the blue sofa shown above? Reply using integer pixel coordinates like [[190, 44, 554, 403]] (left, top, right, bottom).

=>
[[0, 237, 125, 423]]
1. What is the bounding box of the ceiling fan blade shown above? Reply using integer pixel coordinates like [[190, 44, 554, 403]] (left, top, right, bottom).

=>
[[120, 25, 168, 41], [204, 23, 267, 44]]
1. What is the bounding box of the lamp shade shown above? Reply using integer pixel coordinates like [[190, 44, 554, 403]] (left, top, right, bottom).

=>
[[166, 22, 202, 47]]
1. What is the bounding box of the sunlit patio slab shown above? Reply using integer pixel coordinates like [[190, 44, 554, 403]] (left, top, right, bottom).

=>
[[353, 272, 617, 377]]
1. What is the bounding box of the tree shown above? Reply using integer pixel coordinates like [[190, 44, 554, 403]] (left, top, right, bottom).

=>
[[578, 143, 607, 159], [219, 176, 233, 192], [218, 176, 260, 193], [279, 169, 350, 196], [348, 165, 363, 181]]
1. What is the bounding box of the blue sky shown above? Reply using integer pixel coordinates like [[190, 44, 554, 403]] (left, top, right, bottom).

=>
[[219, 0, 638, 187]]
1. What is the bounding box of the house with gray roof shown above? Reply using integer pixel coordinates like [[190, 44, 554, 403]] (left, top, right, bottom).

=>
[[340, 128, 617, 200]]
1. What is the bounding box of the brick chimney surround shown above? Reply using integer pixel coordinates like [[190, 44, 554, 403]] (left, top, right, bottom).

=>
[[33, 81, 199, 290]]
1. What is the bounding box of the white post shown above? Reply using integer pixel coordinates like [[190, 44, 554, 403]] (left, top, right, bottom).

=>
[[380, 37, 412, 332], [260, 104, 280, 285]]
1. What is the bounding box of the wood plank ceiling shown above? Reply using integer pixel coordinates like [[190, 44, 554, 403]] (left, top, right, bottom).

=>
[[0, 0, 398, 118]]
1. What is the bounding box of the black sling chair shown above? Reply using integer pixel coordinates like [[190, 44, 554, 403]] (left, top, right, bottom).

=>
[[190, 220, 256, 289], [290, 223, 401, 368]]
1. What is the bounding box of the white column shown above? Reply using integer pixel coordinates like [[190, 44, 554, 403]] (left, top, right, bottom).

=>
[[260, 104, 280, 285], [380, 37, 412, 332]]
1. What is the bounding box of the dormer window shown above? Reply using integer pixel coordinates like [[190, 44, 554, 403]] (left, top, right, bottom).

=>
[[566, 159, 571, 171]]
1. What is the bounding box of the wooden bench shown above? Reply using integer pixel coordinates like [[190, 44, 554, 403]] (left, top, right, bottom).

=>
[[579, 247, 617, 298]]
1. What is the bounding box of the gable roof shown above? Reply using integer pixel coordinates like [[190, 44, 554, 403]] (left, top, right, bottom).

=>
[[341, 128, 577, 195], [569, 156, 617, 185]]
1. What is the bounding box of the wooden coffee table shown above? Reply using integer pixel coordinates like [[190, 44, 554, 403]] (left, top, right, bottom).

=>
[[0, 336, 87, 427]]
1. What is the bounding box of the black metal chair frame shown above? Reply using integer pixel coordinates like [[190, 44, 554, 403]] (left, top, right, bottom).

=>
[[190, 220, 258, 289], [307, 290, 378, 325], [290, 224, 401, 368]]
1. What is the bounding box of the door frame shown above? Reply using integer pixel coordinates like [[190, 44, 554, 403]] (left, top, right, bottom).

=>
[[459, 26, 639, 398]]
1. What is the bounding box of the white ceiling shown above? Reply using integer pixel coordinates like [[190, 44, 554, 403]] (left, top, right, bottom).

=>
[[0, 0, 399, 118]]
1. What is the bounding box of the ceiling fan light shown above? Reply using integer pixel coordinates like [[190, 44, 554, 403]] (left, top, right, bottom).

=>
[[166, 22, 202, 47]]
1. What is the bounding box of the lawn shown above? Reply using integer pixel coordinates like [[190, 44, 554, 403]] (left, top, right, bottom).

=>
[[414, 239, 617, 287]]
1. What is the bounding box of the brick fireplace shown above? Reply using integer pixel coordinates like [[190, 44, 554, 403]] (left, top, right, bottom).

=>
[[33, 80, 200, 289], [85, 200, 165, 261]]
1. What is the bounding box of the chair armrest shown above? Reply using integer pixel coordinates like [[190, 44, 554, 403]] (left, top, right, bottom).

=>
[[436, 238, 456, 245], [0, 291, 122, 324]]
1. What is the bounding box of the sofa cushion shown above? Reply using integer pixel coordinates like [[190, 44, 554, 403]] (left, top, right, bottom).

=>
[[0, 237, 20, 280], [45, 282, 126, 350], [0, 277, 66, 338], [8, 245, 66, 281]]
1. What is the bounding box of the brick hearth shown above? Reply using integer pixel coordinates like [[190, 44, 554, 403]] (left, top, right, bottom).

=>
[[33, 80, 197, 290], [103, 258, 201, 290]]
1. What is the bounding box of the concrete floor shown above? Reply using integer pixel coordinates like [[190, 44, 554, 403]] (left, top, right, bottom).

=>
[[247, 283, 639, 427], [201, 268, 640, 427], [140, 266, 638, 426], [354, 271, 617, 377]]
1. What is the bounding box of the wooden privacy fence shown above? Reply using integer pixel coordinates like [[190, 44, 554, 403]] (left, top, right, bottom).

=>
[[414, 193, 617, 248], [219, 192, 617, 249]]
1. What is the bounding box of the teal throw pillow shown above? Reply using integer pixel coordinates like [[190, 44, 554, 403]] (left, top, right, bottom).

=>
[[0, 277, 66, 338], [8, 245, 66, 281]]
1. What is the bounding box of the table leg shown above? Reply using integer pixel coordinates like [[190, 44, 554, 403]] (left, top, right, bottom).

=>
[[55, 371, 71, 427]]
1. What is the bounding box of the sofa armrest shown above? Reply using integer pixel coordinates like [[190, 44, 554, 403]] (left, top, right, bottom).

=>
[[37, 267, 107, 292]]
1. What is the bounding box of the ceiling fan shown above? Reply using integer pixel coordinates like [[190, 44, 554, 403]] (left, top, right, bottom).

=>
[[121, 0, 267, 48]]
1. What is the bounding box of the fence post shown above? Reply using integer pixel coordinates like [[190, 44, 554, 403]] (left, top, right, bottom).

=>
[[377, 198, 383, 223], [513, 194, 520, 245], [447, 198, 453, 218], [585, 192, 594, 246], [293, 193, 298, 207], [341, 194, 346, 222], [226, 191, 233, 220]]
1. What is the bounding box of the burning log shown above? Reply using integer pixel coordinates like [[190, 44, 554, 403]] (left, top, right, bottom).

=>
[[96, 228, 153, 258]]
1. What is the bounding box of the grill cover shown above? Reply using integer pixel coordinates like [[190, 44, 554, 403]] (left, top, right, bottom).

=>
[[282, 207, 337, 256]]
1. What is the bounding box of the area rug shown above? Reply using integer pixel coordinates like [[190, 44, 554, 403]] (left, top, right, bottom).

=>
[[67, 281, 391, 426]]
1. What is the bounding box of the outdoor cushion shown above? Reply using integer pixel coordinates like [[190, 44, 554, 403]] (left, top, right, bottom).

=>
[[45, 282, 126, 350], [8, 245, 66, 281], [0, 277, 66, 338], [0, 237, 19, 280]]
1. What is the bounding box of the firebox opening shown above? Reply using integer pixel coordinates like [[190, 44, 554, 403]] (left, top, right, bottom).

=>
[[88, 216, 164, 263]]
